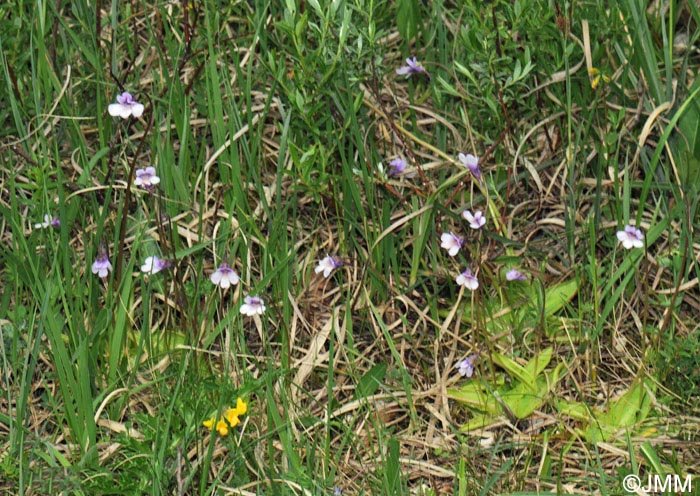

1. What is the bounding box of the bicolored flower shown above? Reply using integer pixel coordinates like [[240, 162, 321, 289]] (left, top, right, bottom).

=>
[[458, 153, 481, 180], [440, 232, 463, 257], [210, 262, 240, 289], [315, 256, 343, 278], [141, 256, 170, 275], [240, 295, 266, 316], [134, 166, 160, 189], [396, 57, 426, 78], [616, 225, 644, 249], [108, 91, 144, 119], [455, 269, 479, 291], [388, 158, 408, 176], [462, 209, 485, 229], [203, 397, 248, 436], [506, 269, 527, 281], [456, 353, 479, 378], [34, 214, 60, 229], [91, 251, 112, 278]]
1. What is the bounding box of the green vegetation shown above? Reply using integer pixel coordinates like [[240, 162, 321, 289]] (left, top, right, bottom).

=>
[[1, 0, 699, 493]]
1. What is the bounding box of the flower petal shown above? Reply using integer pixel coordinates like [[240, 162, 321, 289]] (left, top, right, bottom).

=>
[[131, 103, 145, 118], [235, 397, 248, 415], [210, 271, 223, 285], [108, 103, 123, 117]]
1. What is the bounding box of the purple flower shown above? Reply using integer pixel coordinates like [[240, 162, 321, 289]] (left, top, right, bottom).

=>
[[240, 295, 266, 316], [210, 262, 240, 289], [108, 91, 145, 119], [455, 269, 479, 291], [388, 158, 408, 177], [458, 153, 481, 180], [91, 251, 112, 278], [315, 255, 343, 278], [134, 166, 160, 189], [462, 209, 486, 229], [456, 353, 479, 378], [440, 232, 463, 257], [506, 269, 527, 281], [396, 57, 426, 78], [141, 256, 170, 275], [34, 214, 60, 229], [616, 225, 644, 249]]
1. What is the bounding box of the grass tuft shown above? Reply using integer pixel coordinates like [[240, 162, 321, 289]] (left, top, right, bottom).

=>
[[1, 0, 699, 494]]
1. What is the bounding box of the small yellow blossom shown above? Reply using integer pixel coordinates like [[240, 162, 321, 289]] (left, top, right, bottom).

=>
[[234, 397, 248, 415], [203, 397, 248, 436], [225, 410, 241, 428], [225, 397, 248, 426], [215, 419, 229, 436], [588, 67, 610, 90]]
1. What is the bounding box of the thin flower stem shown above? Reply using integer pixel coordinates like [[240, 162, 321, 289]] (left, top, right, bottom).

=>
[[427, 131, 507, 239], [658, 202, 690, 345], [114, 111, 153, 284], [366, 64, 432, 193]]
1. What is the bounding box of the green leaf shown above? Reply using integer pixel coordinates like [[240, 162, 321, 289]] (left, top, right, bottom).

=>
[[676, 83, 700, 157], [500, 363, 564, 419], [354, 363, 387, 400], [384, 437, 402, 495], [523, 346, 553, 378], [492, 353, 536, 391], [307, 0, 324, 19], [396, 0, 419, 41], [672, 78, 700, 191], [461, 411, 500, 431], [620, 0, 667, 104], [338, 7, 351, 48], [584, 378, 655, 443], [542, 278, 579, 316], [447, 382, 499, 414], [604, 379, 652, 430], [436, 75, 464, 98], [640, 441, 666, 477], [555, 399, 593, 422], [294, 12, 309, 41], [451, 362, 563, 430], [454, 278, 578, 334]]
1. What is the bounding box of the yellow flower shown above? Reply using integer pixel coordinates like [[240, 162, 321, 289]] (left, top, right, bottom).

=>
[[225, 409, 241, 428], [202, 415, 232, 436], [588, 67, 610, 90], [225, 398, 248, 426], [215, 419, 229, 436], [234, 397, 248, 416], [202, 397, 248, 436]]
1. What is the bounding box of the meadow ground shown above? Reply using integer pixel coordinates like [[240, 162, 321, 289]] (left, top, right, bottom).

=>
[[1, 0, 700, 494]]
